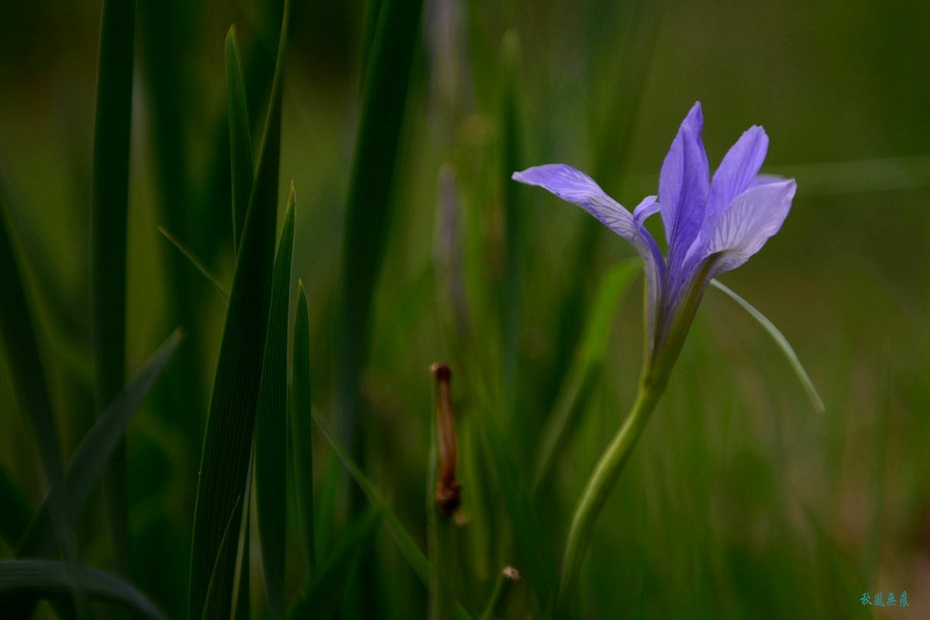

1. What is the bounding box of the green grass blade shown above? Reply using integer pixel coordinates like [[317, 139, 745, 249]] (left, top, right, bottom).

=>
[[0, 465, 31, 546], [156, 226, 229, 302], [291, 281, 316, 575], [188, 2, 290, 617], [0, 187, 64, 522], [337, 0, 424, 468], [0, 560, 165, 620], [710, 279, 826, 413], [255, 185, 296, 620], [225, 25, 254, 255], [89, 0, 136, 574], [287, 508, 380, 620], [533, 260, 640, 492], [311, 410, 430, 585], [17, 329, 184, 557]]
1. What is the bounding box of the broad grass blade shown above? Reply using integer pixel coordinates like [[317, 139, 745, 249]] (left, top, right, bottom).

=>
[[337, 0, 424, 467], [254, 186, 296, 619], [17, 329, 184, 557], [291, 281, 316, 574], [225, 26, 254, 255], [0, 560, 165, 620], [710, 279, 825, 413], [89, 0, 136, 573], [188, 2, 290, 616]]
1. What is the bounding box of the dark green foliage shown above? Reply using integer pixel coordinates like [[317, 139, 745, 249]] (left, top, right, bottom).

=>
[[188, 2, 290, 617]]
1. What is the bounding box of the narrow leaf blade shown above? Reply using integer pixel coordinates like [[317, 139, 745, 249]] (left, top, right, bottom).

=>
[[311, 410, 430, 585], [710, 279, 825, 413], [225, 25, 254, 254], [17, 329, 184, 557], [157, 226, 229, 302], [291, 281, 316, 574]]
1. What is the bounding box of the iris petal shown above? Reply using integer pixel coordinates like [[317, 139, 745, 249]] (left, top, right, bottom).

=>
[[658, 102, 710, 267], [512, 164, 641, 240], [632, 195, 660, 226], [512, 163, 666, 339], [706, 125, 769, 219], [705, 179, 795, 275]]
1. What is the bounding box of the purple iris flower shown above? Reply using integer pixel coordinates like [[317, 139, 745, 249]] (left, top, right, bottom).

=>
[[513, 102, 795, 377]]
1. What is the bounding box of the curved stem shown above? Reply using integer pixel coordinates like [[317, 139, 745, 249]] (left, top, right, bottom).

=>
[[556, 378, 665, 611]]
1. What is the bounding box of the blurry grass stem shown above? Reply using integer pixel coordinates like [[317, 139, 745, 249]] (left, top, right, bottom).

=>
[[89, 0, 135, 574]]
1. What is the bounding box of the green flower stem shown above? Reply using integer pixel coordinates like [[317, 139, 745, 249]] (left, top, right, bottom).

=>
[[557, 375, 665, 609], [556, 259, 717, 613]]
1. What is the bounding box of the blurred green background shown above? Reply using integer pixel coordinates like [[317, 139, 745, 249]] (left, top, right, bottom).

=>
[[1, 0, 928, 617]]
